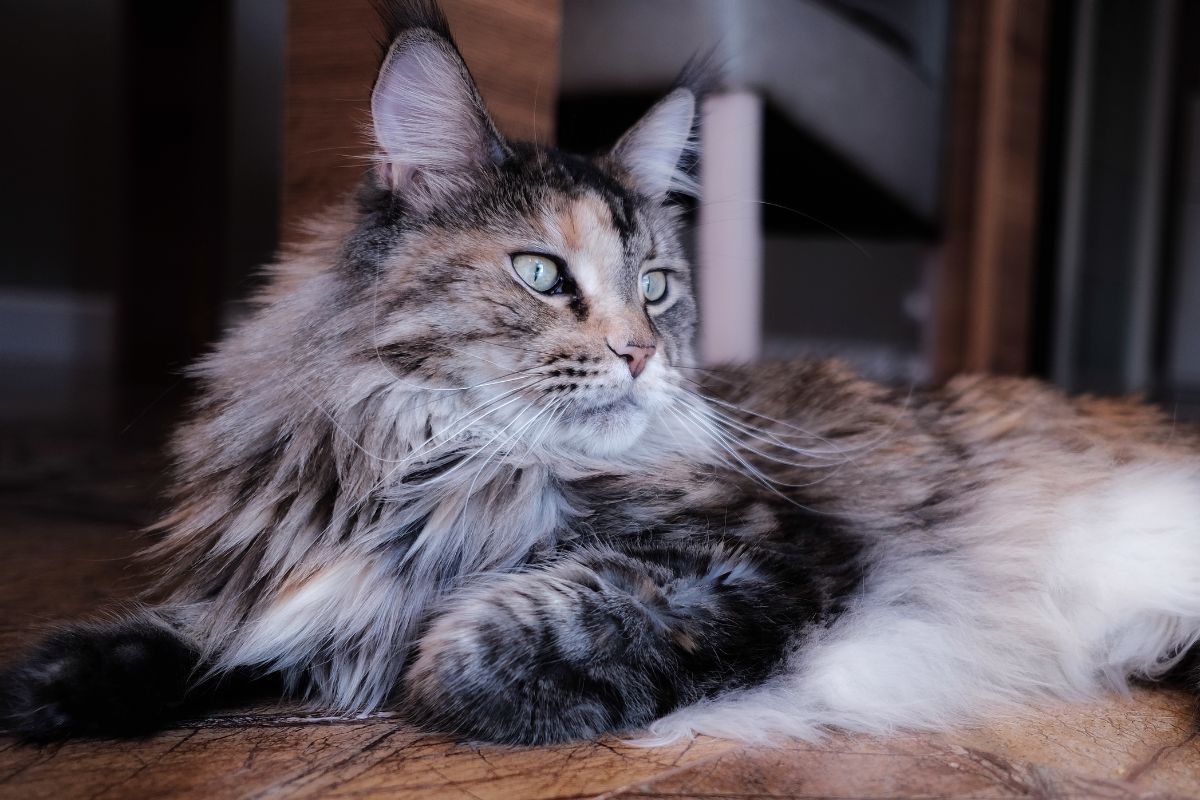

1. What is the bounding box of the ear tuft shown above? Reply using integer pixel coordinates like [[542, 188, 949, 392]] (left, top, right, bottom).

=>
[[673, 51, 722, 105], [611, 88, 699, 201], [372, 0, 453, 58]]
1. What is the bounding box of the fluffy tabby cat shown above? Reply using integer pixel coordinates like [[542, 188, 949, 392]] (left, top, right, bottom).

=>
[[5, 1, 1200, 746]]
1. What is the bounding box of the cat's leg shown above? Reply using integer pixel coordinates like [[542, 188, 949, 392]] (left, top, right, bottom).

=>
[[404, 541, 817, 744], [1, 605, 267, 740]]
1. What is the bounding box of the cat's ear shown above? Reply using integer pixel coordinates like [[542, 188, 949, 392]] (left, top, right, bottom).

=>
[[610, 88, 700, 201], [370, 2, 505, 207]]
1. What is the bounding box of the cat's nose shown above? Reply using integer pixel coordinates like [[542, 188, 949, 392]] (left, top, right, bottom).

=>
[[606, 340, 656, 378]]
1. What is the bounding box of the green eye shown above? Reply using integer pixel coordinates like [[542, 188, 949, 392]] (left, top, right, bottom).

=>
[[512, 253, 561, 293], [641, 270, 668, 303]]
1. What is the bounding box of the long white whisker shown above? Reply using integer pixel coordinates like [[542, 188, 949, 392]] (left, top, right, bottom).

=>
[[464, 398, 563, 505], [678, 380, 914, 462], [674, 402, 840, 507], [679, 383, 848, 448], [670, 388, 850, 462], [280, 372, 406, 466], [352, 376, 555, 509], [399, 375, 558, 468], [411, 386, 558, 493], [665, 404, 816, 511], [679, 404, 852, 492], [694, 407, 846, 469]]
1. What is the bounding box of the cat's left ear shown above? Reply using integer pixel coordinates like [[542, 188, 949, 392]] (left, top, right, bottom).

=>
[[370, 4, 505, 208], [610, 88, 699, 201]]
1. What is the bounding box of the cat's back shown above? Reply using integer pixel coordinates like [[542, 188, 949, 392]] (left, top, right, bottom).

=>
[[704, 359, 1197, 466], [691, 359, 1198, 534], [935, 372, 1199, 462]]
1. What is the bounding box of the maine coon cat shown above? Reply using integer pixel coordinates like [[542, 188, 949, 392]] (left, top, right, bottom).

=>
[[5, 0, 1200, 746]]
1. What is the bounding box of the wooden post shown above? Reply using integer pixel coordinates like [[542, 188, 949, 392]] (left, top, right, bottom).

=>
[[931, 0, 1049, 381]]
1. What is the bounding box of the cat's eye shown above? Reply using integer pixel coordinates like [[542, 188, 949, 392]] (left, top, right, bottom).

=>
[[641, 270, 668, 303], [512, 253, 561, 293]]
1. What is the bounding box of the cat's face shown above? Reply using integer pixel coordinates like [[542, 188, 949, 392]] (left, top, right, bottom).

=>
[[349, 16, 701, 457]]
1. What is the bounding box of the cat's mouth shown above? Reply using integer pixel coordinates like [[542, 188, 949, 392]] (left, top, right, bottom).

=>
[[570, 380, 652, 417], [580, 394, 638, 417]]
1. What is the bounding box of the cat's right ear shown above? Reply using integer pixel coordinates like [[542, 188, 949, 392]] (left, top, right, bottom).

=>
[[609, 55, 718, 202], [369, 4, 505, 209]]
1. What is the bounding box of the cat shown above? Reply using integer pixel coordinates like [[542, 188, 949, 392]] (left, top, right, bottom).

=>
[[4, 0, 1200, 746]]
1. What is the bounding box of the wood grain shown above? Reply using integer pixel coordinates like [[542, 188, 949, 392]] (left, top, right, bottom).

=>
[[282, 0, 561, 227]]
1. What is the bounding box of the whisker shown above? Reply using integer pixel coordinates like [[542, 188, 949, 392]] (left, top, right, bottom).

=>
[[668, 387, 849, 458], [401, 377, 556, 466], [679, 384, 862, 452], [408, 384, 557, 492], [686, 383, 907, 470], [280, 372, 408, 466], [350, 376, 557, 509], [677, 404, 851, 493], [695, 198, 872, 260], [462, 397, 563, 505], [664, 404, 818, 512], [671, 377, 918, 476], [693, 407, 846, 469]]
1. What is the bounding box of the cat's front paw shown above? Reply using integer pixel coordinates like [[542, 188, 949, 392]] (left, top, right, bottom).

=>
[[404, 561, 673, 744], [1, 618, 197, 740]]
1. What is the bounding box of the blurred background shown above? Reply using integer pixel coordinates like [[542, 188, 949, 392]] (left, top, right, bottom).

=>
[[1, 0, 1197, 497]]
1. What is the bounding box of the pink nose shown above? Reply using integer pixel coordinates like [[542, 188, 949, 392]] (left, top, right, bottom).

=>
[[607, 340, 657, 378]]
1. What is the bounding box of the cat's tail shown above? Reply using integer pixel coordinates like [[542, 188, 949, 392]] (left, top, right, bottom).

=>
[[0, 607, 258, 740]]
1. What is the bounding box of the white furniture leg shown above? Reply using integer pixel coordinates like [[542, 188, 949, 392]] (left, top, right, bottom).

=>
[[698, 90, 764, 365]]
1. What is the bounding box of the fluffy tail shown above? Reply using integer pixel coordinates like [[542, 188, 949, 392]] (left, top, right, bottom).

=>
[[1, 608, 236, 740]]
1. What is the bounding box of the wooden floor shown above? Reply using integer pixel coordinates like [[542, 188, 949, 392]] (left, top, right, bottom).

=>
[[2, 439, 1200, 799]]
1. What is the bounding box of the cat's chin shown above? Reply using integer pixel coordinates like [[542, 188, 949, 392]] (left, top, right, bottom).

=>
[[560, 403, 651, 458]]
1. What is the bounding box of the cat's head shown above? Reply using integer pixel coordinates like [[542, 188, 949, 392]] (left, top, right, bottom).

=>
[[341, 1, 705, 458]]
